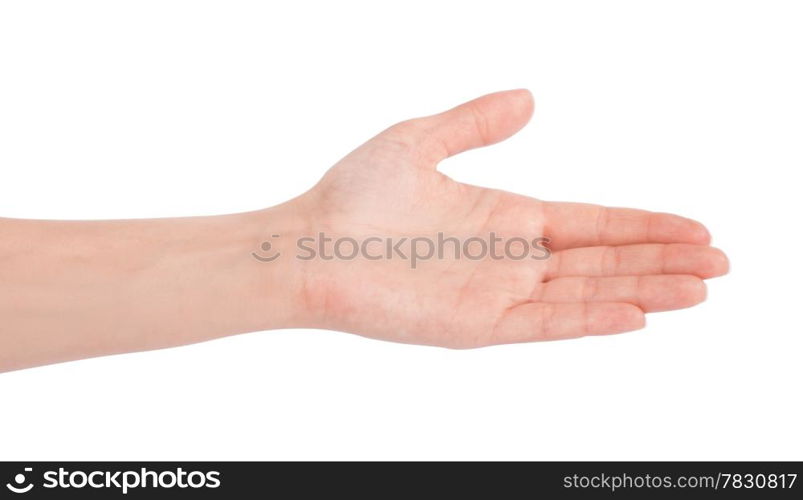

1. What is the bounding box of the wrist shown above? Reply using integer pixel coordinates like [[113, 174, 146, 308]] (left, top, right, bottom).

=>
[[237, 196, 317, 332]]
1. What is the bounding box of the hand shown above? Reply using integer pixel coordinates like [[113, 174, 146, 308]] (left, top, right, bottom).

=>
[[283, 89, 729, 347]]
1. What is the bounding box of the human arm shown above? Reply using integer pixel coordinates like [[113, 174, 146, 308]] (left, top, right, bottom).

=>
[[0, 90, 729, 372]]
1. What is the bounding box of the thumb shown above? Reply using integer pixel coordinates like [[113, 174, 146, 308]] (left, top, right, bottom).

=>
[[410, 89, 534, 165]]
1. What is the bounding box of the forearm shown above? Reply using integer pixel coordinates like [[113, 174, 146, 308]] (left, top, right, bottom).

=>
[[0, 205, 307, 372]]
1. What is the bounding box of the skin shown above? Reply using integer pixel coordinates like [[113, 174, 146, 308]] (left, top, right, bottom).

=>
[[0, 89, 729, 372]]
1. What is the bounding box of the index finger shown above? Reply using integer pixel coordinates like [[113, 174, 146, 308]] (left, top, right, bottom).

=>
[[542, 202, 711, 251]]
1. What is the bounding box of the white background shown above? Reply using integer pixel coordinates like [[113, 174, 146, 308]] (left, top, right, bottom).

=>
[[1, 1, 801, 460]]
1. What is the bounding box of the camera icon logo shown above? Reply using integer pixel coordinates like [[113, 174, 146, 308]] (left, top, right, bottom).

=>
[[6, 468, 34, 494]]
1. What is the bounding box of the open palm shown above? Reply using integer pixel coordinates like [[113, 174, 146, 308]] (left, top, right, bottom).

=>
[[293, 90, 728, 348]]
